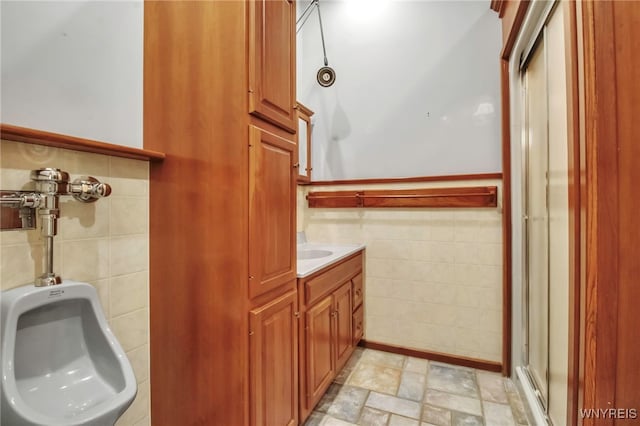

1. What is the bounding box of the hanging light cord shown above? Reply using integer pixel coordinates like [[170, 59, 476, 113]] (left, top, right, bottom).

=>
[[296, 0, 318, 34], [296, 0, 330, 67], [316, 1, 329, 67]]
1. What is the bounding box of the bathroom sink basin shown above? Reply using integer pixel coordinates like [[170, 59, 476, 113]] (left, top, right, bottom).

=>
[[298, 249, 333, 260]]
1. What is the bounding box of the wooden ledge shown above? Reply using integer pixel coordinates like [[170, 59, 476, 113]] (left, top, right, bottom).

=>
[[307, 186, 498, 208], [1, 124, 165, 161], [304, 172, 502, 186]]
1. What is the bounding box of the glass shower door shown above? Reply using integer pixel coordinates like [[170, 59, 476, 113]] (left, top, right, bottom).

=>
[[523, 38, 549, 408]]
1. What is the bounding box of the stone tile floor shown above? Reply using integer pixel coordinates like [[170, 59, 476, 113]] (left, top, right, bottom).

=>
[[304, 348, 529, 426]]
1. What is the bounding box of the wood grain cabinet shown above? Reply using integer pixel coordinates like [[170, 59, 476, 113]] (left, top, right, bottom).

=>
[[298, 251, 364, 422], [145, 1, 299, 424], [250, 289, 299, 426], [249, 125, 297, 299], [248, 0, 297, 133], [296, 102, 314, 183]]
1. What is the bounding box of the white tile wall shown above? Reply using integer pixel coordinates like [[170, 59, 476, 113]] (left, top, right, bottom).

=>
[[0, 140, 150, 425], [299, 180, 503, 362]]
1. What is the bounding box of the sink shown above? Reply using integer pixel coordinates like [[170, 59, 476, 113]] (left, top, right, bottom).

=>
[[298, 249, 333, 260]]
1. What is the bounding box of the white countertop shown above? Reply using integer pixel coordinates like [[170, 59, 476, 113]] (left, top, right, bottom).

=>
[[296, 242, 365, 278]]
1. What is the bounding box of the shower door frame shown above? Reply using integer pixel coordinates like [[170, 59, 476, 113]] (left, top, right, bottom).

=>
[[520, 21, 551, 415]]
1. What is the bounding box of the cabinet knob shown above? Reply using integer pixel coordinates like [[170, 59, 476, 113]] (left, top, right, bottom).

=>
[[294, 311, 300, 318], [293, 163, 300, 169]]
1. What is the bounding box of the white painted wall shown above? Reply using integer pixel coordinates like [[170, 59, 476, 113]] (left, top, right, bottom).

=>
[[297, 0, 502, 180], [1, 1, 143, 148]]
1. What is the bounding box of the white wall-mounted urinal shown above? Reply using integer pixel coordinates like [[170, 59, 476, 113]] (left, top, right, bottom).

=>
[[1, 280, 137, 425]]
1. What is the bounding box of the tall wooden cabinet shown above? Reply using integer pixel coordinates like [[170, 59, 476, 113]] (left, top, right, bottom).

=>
[[145, 1, 297, 425]]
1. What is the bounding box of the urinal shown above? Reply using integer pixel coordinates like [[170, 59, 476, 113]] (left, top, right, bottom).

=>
[[1, 280, 137, 426]]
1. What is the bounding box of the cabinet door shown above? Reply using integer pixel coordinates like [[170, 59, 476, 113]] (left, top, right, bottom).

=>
[[304, 294, 334, 410], [248, 0, 296, 132], [249, 125, 297, 299], [334, 282, 354, 372], [250, 289, 299, 426], [296, 102, 314, 183]]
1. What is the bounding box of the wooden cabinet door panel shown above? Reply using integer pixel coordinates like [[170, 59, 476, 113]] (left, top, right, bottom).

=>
[[353, 304, 364, 345], [352, 272, 363, 309], [248, 0, 296, 132], [304, 295, 334, 409], [250, 289, 299, 426], [334, 282, 353, 372], [249, 125, 296, 299]]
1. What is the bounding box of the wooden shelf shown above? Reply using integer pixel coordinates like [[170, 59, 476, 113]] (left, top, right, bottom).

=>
[[1, 124, 165, 161], [307, 186, 498, 208]]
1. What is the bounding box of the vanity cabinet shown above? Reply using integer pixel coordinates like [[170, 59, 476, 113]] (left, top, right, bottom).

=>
[[248, 0, 297, 133], [249, 289, 299, 426], [298, 251, 364, 422]]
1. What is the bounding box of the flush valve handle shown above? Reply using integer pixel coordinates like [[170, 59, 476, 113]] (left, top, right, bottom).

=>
[[70, 176, 112, 203]]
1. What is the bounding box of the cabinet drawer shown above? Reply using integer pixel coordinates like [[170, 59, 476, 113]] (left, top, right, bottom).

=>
[[353, 305, 364, 344], [352, 272, 363, 310], [305, 253, 362, 306]]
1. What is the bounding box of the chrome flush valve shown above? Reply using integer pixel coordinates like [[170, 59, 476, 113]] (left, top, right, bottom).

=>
[[29, 168, 111, 286], [1, 168, 112, 286], [30, 168, 69, 239]]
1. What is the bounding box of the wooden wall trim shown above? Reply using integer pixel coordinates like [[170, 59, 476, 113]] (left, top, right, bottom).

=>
[[501, 1, 531, 60], [359, 340, 503, 373], [307, 186, 498, 209], [295, 101, 314, 118], [491, 0, 506, 17], [564, 1, 583, 424], [500, 59, 512, 377], [1, 123, 165, 161], [581, 1, 619, 424], [305, 173, 502, 187]]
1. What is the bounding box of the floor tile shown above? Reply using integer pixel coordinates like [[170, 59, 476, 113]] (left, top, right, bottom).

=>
[[404, 357, 429, 374], [304, 411, 326, 426], [424, 389, 482, 416], [426, 364, 479, 398], [326, 385, 369, 423], [309, 349, 531, 426], [316, 383, 342, 413], [360, 349, 406, 368], [357, 407, 390, 426], [398, 371, 427, 401], [347, 362, 402, 395], [477, 372, 508, 404], [366, 391, 422, 419], [504, 380, 530, 425], [421, 404, 452, 426], [389, 414, 420, 426], [451, 411, 484, 426], [336, 348, 364, 384], [321, 415, 358, 426], [483, 401, 516, 426]]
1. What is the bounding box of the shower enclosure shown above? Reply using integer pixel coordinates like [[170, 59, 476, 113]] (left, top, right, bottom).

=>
[[517, 2, 570, 424]]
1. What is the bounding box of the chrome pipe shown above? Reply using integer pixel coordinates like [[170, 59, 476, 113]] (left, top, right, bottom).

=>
[[0, 193, 42, 208]]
